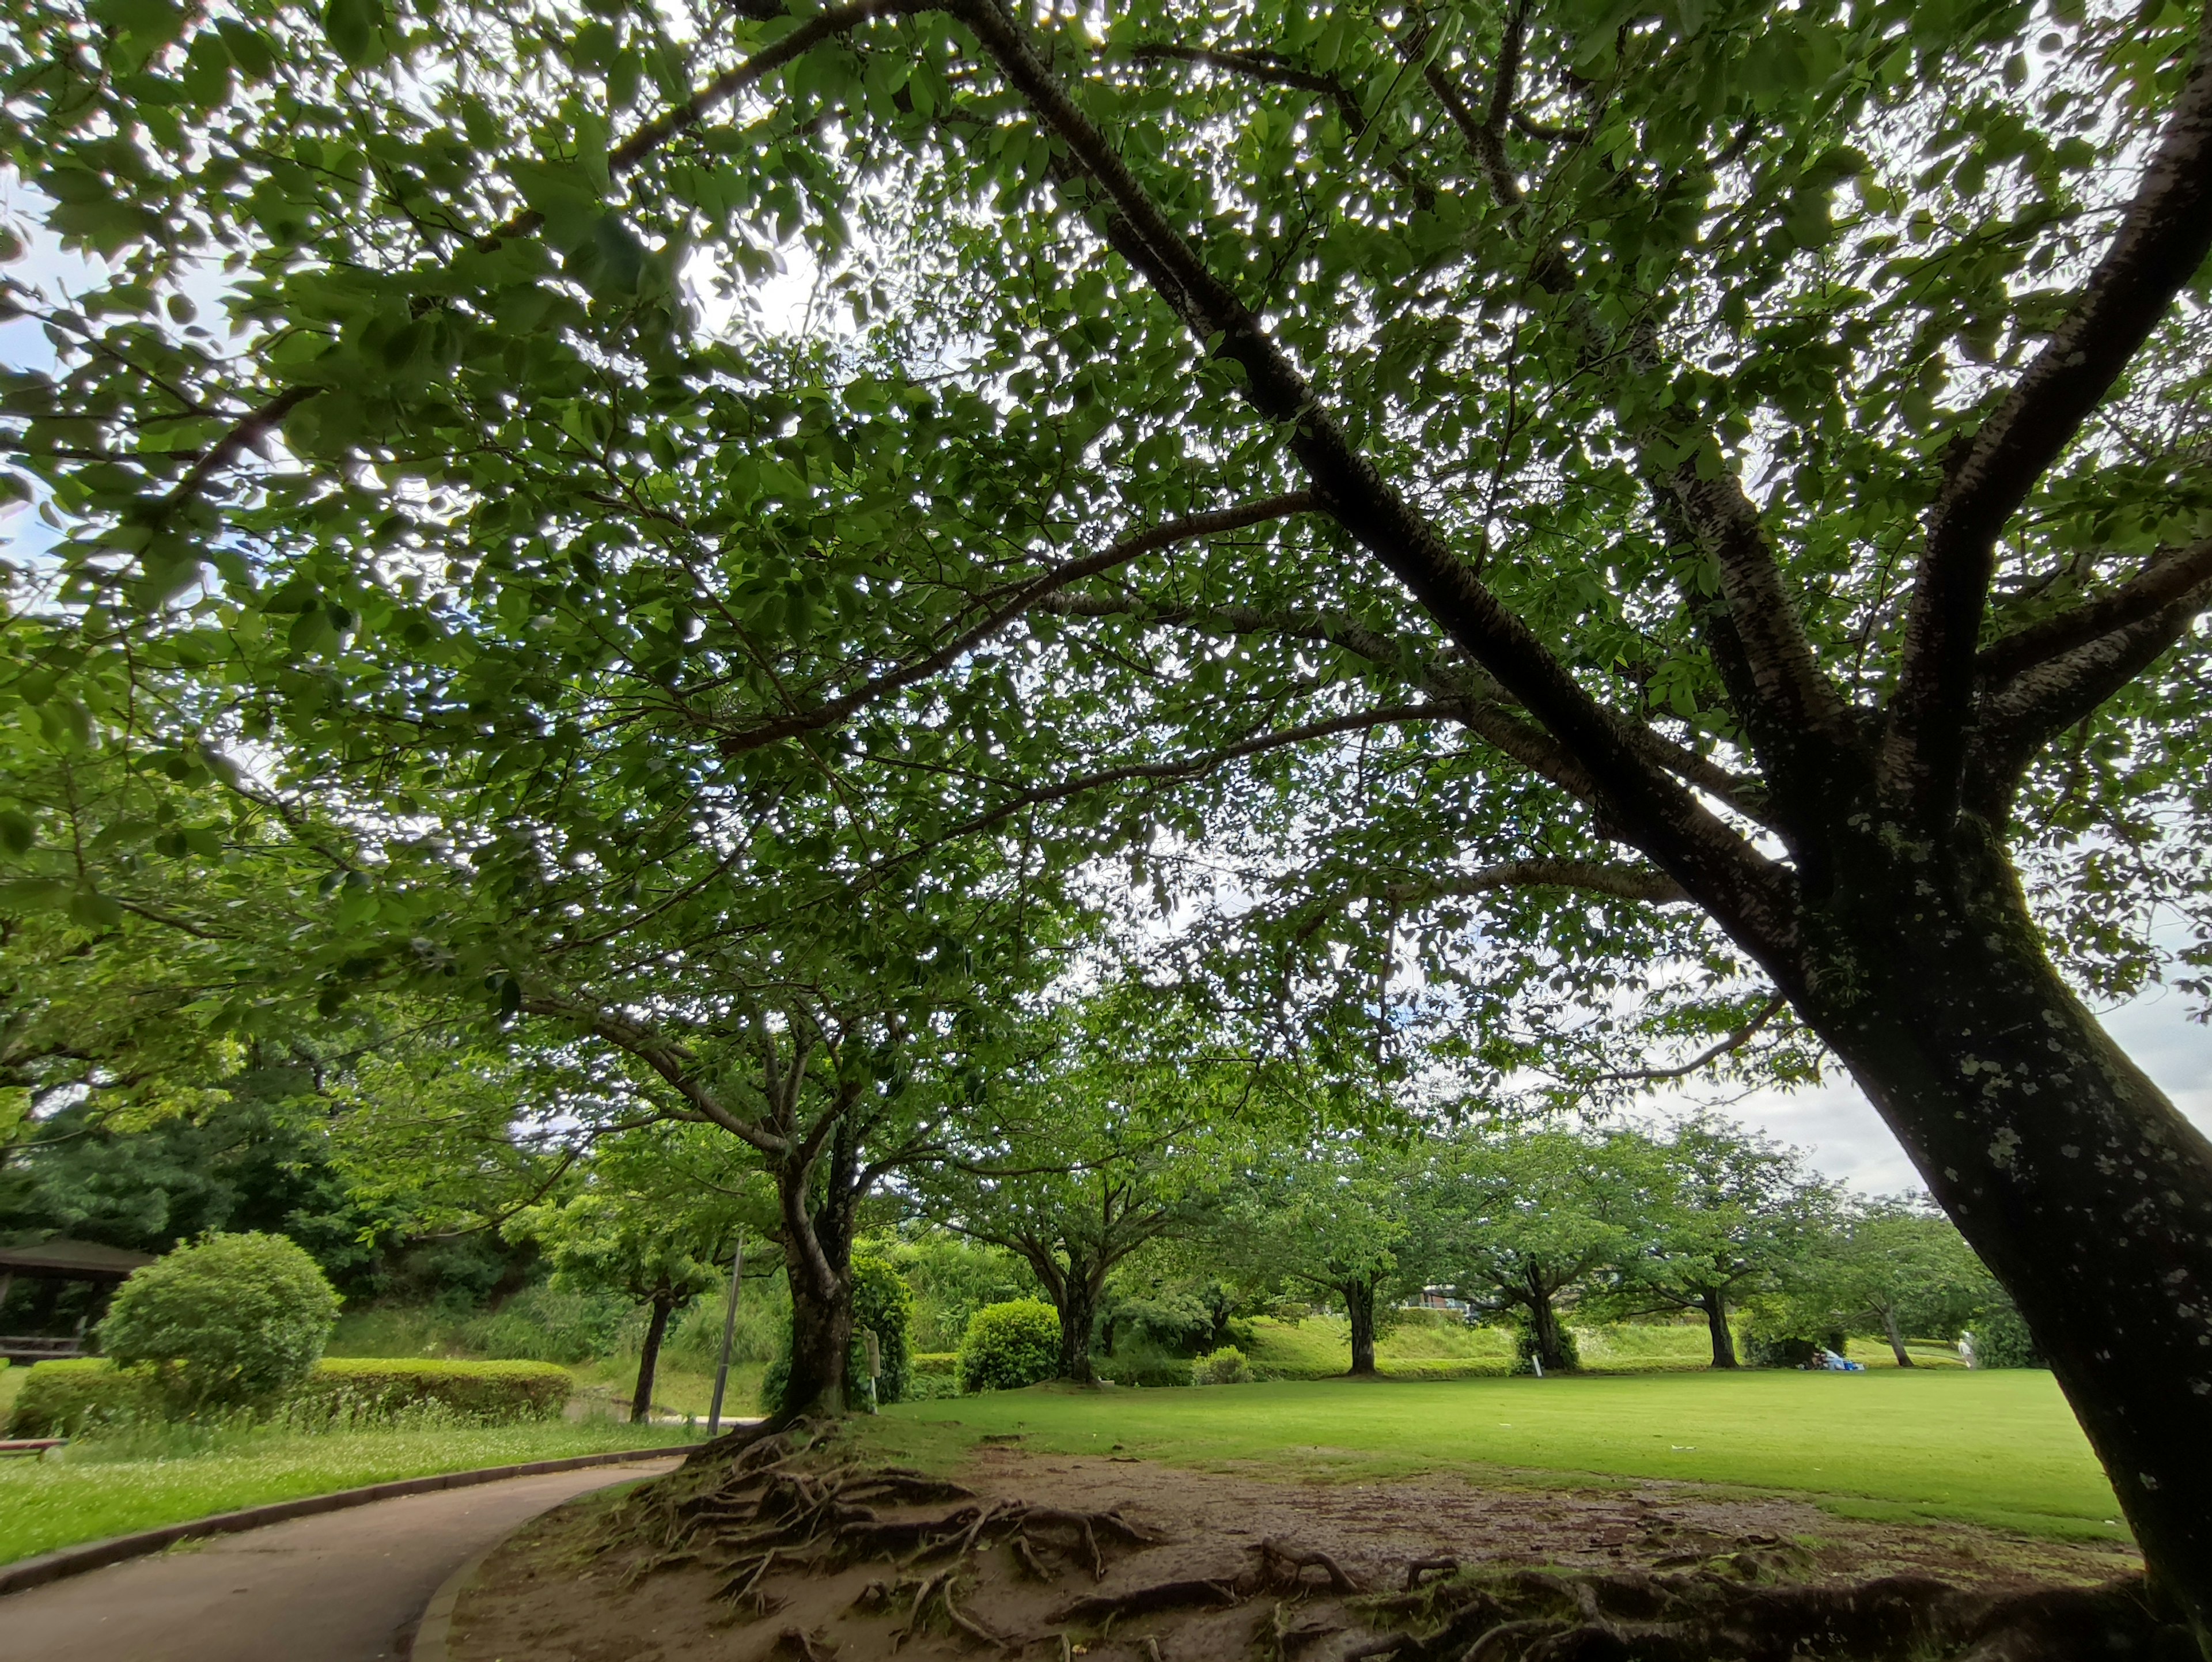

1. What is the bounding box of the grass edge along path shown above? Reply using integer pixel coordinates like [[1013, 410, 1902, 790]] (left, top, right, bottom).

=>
[[0, 1419, 699, 1566], [881, 1370, 2127, 1543]]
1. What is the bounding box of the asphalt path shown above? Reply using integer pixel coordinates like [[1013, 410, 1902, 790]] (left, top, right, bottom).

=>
[[0, 1457, 679, 1662]]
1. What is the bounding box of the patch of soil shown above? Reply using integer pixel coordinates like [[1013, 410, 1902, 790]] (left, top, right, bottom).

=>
[[446, 1426, 2165, 1662]]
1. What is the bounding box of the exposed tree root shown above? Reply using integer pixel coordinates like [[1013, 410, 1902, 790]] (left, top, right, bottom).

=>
[[1350, 1567, 2189, 1662], [1256, 1539, 1363, 1595], [774, 1626, 838, 1662], [1048, 1580, 1241, 1626], [1401, 1558, 1459, 1593]]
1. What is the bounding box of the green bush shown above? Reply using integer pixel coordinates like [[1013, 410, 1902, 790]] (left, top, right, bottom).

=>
[[911, 1351, 959, 1376], [851, 1251, 914, 1404], [289, 1360, 571, 1424], [957, 1298, 1060, 1392], [101, 1233, 342, 1411], [1191, 1346, 1249, 1385], [1971, 1302, 2047, 1369], [6, 1358, 160, 1437], [1742, 1317, 1847, 1369]]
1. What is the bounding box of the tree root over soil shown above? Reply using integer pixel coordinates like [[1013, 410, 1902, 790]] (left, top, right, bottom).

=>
[[521, 1440, 2181, 1662], [1355, 1565, 2197, 1661]]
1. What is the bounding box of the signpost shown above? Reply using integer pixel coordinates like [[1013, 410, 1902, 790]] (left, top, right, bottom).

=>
[[706, 1234, 743, 1434]]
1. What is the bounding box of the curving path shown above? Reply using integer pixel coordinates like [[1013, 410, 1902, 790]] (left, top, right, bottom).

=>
[[0, 1457, 679, 1662]]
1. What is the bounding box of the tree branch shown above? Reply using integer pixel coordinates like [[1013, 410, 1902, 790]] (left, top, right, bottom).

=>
[[936, 0, 1794, 951], [520, 992, 789, 1156], [711, 493, 1315, 757], [1382, 858, 1691, 908], [1967, 571, 2212, 815], [1976, 534, 2212, 687], [1595, 991, 1785, 1083], [1884, 2, 2212, 819]]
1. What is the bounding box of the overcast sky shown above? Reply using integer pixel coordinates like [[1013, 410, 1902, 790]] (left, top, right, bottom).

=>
[[1639, 974, 2212, 1192]]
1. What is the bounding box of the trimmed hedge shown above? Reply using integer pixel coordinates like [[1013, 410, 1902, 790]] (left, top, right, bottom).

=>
[[290, 1360, 571, 1424], [6, 1358, 158, 1437], [5, 1357, 571, 1437], [911, 1351, 959, 1377]]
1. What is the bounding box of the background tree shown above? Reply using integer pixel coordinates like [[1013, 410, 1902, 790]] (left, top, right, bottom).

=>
[[1795, 1197, 2001, 1368], [1437, 1125, 1661, 1374], [516, 1126, 755, 1422], [1214, 1131, 1437, 1377], [1600, 1119, 1835, 1369], [919, 992, 1238, 1383]]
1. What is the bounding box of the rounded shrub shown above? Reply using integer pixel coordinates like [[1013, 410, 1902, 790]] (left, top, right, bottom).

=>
[[101, 1232, 342, 1412], [1970, 1302, 2047, 1369], [957, 1298, 1060, 1392], [1191, 1345, 1249, 1385]]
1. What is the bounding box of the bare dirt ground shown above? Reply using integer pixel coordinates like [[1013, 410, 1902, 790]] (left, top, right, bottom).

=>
[[447, 1430, 2163, 1662]]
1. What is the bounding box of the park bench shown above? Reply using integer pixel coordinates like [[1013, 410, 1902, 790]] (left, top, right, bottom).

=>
[[0, 1438, 67, 1457]]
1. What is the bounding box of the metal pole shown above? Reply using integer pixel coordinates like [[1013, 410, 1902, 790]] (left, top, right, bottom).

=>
[[707, 1233, 743, 1434]]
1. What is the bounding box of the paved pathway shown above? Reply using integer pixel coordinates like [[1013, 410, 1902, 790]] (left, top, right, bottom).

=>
[[0, 1458, 679, 1662]]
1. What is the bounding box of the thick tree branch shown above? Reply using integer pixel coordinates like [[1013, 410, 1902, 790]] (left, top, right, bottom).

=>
[[711, 492, 1315, 757], [936, 0, 1796, 955], [1885, 2, 2212, 817], [1977, 534, 2212, 687], [1966, 581, 2212, 815], [520, 991, 790, 1156], [1382, 858, 1691, 908]]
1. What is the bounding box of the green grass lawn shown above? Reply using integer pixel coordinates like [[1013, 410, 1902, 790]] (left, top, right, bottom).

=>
[[883, 1370, 2122, 1542], [0, 1418, 699, 1566]]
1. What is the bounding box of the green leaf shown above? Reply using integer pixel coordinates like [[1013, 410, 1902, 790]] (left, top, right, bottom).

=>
[[321, 0, 387, 68]]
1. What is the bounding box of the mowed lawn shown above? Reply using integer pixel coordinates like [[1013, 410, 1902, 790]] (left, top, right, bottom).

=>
[[0, 1420, 696, 1565], [885, 1371, 2124, 1540]]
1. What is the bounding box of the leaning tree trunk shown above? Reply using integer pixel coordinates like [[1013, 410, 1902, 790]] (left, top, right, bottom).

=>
[[631, 1290, 675, 1425], [1880, 1307, 1914, 1369], [1700, 1288, 1737, 1369], [1344, 1278, 1378, 1376], [1780, 823, 2212, 1636]]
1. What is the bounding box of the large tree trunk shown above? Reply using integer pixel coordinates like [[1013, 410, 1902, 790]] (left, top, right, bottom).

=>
[[775, 1151, 855, 1418], [1059, 1263, 1103, 1384], [1779, 825, 2212, 1632], [1344, 1278, 1378, 1376], [630, 1290, 674, 1425], [1525, 1273, 1572, 1373], [1880, 1306, 1914, 1369], [1700, 1288, 1737, 1369]]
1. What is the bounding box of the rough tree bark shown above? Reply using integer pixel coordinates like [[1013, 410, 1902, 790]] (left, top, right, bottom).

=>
[[1344, 1278, 1379, 1376], [1775, 824, 2212, 1607], [631, 1289, 676, 1425], [774, 1115, 866, 1418], [1699, 1288, 1738, 1370]]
